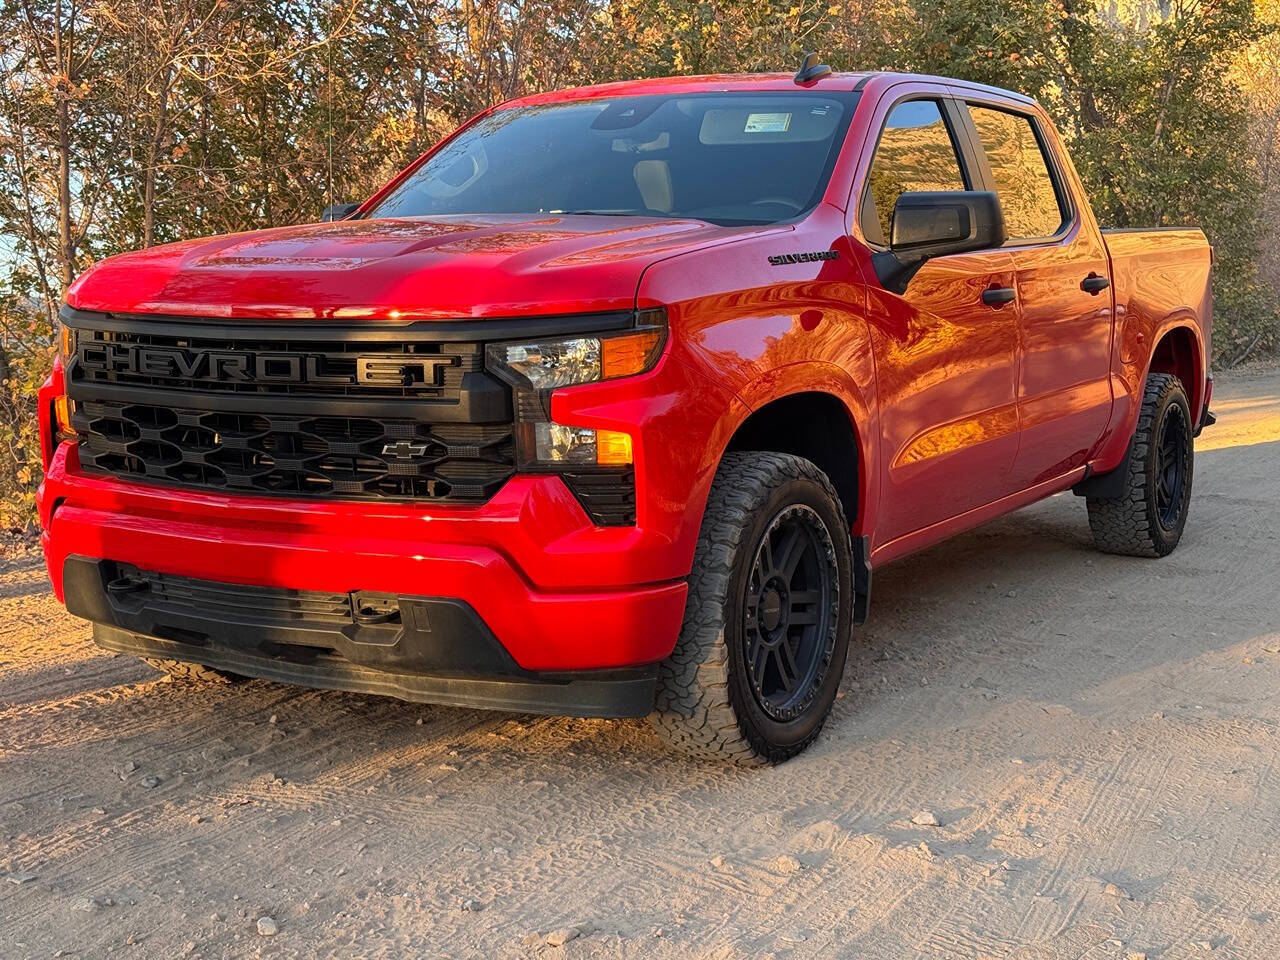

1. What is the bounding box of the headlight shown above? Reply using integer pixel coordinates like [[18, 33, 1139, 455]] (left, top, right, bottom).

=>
[[485, 308, 666, 391], [490, 337, 601, 391], [485, 309, 665, 468], [55, 395, 77, 438], [533, 422, 632, 466]]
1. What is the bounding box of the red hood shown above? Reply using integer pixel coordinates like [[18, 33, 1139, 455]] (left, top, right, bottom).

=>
[[67, 215, 778, 321]]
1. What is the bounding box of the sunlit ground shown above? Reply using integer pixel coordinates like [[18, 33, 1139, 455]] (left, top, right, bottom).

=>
[[1196, 386, 1280, 451]]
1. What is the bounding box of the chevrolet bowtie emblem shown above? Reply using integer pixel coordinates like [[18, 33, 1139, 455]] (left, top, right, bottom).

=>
[[382, 441, 428, 459]]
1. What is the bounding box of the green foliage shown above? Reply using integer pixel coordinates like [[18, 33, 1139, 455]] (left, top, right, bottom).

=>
[[1059, 0, 1277, 362], [893, 0, 1069, 96]]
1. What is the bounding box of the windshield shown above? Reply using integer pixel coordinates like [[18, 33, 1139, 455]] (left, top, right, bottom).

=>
[[369, 92, 859, 226]]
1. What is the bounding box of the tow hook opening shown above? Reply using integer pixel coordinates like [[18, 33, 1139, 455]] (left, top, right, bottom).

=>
[[351, 592, 401, 626], [106, 575, 150, 598]]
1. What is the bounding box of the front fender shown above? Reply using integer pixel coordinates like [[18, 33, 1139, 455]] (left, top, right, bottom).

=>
[[38, 356, 65, 470], [719, 359, 880, 539]]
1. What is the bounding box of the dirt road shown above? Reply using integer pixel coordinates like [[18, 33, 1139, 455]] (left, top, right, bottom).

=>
[[2, 370, 1279, 960]]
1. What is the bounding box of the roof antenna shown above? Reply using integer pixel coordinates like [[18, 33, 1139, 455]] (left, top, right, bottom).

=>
[[794, 52, 833, 84]]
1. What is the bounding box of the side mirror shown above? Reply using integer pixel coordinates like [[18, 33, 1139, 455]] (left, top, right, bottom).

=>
[[872, 190, 1005, 293], [321, 202, 361, 222]]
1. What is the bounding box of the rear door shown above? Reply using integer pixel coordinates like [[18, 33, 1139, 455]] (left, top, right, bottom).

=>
[[954, 94, 1114, 487], [853, 91, 1021, 544]]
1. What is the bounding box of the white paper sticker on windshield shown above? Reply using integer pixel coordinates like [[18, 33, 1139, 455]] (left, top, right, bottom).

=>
[[744, 112, 792, 134]]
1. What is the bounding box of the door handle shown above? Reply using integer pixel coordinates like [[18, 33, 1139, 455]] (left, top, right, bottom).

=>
[[982, 286, 1016, 307], [1080, 273, 1110, 295]]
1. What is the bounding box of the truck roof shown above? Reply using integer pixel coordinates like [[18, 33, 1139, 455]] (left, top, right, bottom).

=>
[[504, 71, 1037, 108]]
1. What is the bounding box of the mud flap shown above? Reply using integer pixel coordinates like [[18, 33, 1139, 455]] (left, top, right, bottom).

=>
[[1072, 437, 1135, 500], [853, 534, 872, 625]]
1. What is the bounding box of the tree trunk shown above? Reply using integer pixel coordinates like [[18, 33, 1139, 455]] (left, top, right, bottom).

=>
[[143, 66, 175, 249], [53, 1, 76, 290]]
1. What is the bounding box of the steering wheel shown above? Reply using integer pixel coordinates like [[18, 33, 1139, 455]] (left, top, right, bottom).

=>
[[750, 197, 804, 211]]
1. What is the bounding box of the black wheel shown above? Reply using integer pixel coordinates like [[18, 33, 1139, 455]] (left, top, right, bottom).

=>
[[650, 452, 853, 764], [143, 657, 245, 683], [1087, 372, 1194, 557]]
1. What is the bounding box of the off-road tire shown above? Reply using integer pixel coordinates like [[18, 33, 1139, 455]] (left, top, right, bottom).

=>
[[650, 452, 853, 765], [1087, 372, 1194, 558], [143, 657, 245, 683]]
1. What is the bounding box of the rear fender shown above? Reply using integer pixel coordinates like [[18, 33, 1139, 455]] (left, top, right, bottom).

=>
[[1078, 317, 1205, 494]]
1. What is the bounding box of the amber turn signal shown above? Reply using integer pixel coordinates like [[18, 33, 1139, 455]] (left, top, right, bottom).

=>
[[55, 395, 76, 436], [602, 330, 663, 380], [595, 429, 633, 466]]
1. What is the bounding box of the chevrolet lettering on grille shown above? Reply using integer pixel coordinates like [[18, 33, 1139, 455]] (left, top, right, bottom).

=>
[[78, 342, 458, 387]]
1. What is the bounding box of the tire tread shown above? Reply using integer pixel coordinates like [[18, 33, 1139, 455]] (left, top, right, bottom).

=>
[[649, 452, 849, 765], [1087, 372, 1191, 558]]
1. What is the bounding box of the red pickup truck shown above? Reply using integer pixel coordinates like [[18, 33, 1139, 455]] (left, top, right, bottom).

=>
[[37, 62, 1213, 764]]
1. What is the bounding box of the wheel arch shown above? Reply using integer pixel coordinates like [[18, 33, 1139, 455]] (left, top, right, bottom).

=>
[[721, 368, 873, 531], [1077, 319, 1205, 499], [1146, 320, 1205, 417]]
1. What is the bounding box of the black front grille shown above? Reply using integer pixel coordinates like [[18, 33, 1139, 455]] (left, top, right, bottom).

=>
[[62, 310, 643, 520], [73, 399, 515, 501], [63, 311, 518, 505]]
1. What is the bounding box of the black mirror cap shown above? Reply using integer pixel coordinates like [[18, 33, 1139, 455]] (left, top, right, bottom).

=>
[[873, 190, 1006, 293], [322, 202, 362, 222]]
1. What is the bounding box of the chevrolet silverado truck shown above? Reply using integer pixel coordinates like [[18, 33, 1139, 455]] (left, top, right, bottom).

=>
[[37, 60, 1213, 764]]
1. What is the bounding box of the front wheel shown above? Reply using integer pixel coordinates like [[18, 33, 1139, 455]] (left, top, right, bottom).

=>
[[1087, 372, 1194, 557], [650, 452, 854, 765]]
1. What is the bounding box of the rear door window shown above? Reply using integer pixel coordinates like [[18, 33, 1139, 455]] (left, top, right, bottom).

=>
[[862, 99, 968, 247], [965, 105, 1067, 241]]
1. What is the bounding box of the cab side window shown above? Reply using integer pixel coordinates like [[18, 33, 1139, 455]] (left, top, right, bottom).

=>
[[965, 105, 1066, 241], [862, 100, 967, 247]]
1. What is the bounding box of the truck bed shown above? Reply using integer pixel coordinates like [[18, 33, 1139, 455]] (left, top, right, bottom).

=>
[[1090, 226, 1213, 473], [1105, 226, 1211, 382]]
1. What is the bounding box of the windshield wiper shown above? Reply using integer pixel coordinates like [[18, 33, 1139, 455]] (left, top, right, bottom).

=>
[[546, 209, 651, 217]]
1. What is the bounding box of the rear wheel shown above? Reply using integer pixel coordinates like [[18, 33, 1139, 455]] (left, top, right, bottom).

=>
[[143, 657, 245, 684], [1087, 372, 1194, 557], [650, 452, 853, 765]]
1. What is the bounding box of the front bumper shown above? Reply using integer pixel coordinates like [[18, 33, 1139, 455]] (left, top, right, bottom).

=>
[[93, 625, 656, 717], [72, 551, 656, 717], [39, 435, 687, 697]]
